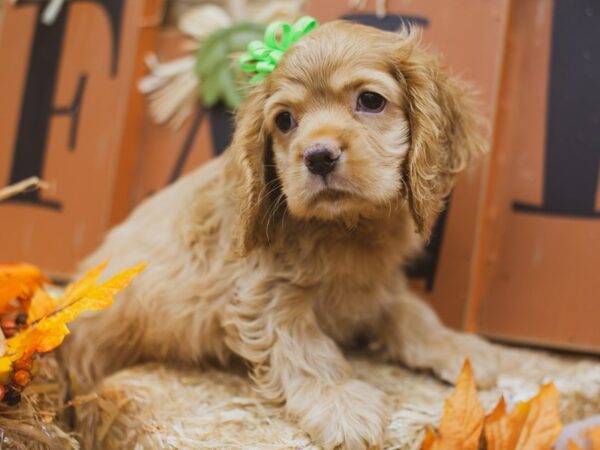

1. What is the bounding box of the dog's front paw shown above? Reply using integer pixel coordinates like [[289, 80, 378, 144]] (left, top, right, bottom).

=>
[[433, 333, 500, 388], [291, 380, 390, 450]]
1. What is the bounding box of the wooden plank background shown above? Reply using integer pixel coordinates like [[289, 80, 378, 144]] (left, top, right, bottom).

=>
[[1, 0, 598, 352]]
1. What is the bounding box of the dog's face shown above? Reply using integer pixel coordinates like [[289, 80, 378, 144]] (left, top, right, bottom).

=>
[[231, 21, 485, 253], [265, 30, 411, 222]]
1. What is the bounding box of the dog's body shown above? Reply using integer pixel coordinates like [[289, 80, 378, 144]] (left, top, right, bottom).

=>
[[66, 22, 501, 449]]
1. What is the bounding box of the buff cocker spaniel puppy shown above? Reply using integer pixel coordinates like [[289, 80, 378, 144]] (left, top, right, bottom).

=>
[[65, 21, 503, 449]]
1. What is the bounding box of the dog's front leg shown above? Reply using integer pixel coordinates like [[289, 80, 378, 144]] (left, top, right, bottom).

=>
[[225, 285, 389, 450], [380, 290, 500, 387]]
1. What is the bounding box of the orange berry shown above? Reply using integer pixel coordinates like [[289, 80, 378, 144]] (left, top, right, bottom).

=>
[[3, 386, 21, 405], [1, 319, 17, 337], [13, 369, 31, 387], [15, 313, 28, 326], [14, 358, 33, 371]]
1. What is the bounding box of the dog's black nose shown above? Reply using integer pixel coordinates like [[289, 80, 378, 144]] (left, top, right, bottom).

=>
[[304, 146, 340, 177]]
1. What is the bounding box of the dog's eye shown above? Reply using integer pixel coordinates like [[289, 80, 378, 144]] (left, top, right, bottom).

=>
[[275, 111, 295, 133], [357, 92, 386, 113]]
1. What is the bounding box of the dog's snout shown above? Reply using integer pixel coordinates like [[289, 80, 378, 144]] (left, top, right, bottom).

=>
[[304, 145, 340, 177]]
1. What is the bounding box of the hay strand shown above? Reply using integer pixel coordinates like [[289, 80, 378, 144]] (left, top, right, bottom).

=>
[[0, 177, 49, 202]]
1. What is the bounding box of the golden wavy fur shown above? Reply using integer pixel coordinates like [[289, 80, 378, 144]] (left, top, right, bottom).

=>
[[65, 22, 500, 449]]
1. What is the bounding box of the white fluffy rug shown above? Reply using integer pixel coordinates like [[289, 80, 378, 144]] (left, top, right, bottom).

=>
[[75, 351, 600, 450]]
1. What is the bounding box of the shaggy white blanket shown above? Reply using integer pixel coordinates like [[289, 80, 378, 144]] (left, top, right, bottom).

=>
[[76, 352, 600, 450]]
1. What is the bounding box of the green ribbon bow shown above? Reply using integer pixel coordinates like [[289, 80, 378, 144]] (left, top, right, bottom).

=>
[[239, 16, 318, 83]]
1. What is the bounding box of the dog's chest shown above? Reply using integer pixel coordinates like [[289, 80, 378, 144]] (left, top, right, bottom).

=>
[[306, 244, 402, 344], [317, 261, 400, 333], [269, 217, 415, 342]]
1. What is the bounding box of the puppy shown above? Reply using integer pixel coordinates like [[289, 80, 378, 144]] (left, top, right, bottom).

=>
[[65, 21, 500, 449]]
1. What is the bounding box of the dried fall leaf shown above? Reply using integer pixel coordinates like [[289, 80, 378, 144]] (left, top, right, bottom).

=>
[[58, 260, 108, 310], [566, 424, 600, 450], [0, 264, 50, 313], [421, 428, 437, 450], [484, 383, 562, 450], [0, 261, 145, 378], [590, 426, 600, 449], [0, 356, 11, 384], [514, 384, 562, 449], [568, 441, 584, 450], [27, 289, 58, 324], [36, 262, 145, 333], [485, 397, 517, 450], [0, 328, 5, 355], [421, 360, 484, 450]]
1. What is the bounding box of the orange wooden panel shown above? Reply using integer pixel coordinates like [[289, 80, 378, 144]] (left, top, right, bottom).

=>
[[470, 0, 600, 352], [110, 0, 164, 226], [0, 1, 162, 277], [130, 30, 214, 206]]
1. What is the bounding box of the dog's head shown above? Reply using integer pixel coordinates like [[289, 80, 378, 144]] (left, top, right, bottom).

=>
[[230, 21, 486, 254]]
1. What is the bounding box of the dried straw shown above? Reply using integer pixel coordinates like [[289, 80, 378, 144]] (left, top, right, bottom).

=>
[[0, 355, 78, 450], [0, 177, 49, 203]]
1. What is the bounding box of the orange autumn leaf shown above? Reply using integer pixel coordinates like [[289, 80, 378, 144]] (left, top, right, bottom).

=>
[[421, 429, 437, 449], [422, 360, 564, 450], [31, 262, 146, 340], [0, 263, 50, 313], [58, 260, 108, 310], [27, 289, 58, 324], [517, 384, 563, 448], [570, 425, 600, 450], [422, 360, 484, 450], [0, 261, 146, 374], [0, 353, 11, 384], [485, 397, 518, 450], [484, 384, 562, 450], [590, 426, 600, 449]]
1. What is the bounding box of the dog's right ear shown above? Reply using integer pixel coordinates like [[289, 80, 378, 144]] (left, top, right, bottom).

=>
[[227, 84, 272, 256], [393, 29, 487, 239]]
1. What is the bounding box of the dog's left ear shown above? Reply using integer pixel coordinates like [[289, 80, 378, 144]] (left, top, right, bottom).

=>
[[227, 83, 272, 256], [395, 32, 487, 239]]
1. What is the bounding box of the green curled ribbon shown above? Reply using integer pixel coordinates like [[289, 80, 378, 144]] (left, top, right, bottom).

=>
[[239, 16, 318, 83]]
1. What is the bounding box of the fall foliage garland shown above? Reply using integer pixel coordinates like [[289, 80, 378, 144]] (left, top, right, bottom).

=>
[[0, 260, 145, 405]]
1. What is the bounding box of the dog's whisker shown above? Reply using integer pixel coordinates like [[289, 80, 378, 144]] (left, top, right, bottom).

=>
[[272, 192, 287, 223], [264, 190, 287, 241], [278, 197, 289, 231], [258, 180, 282, 205]]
